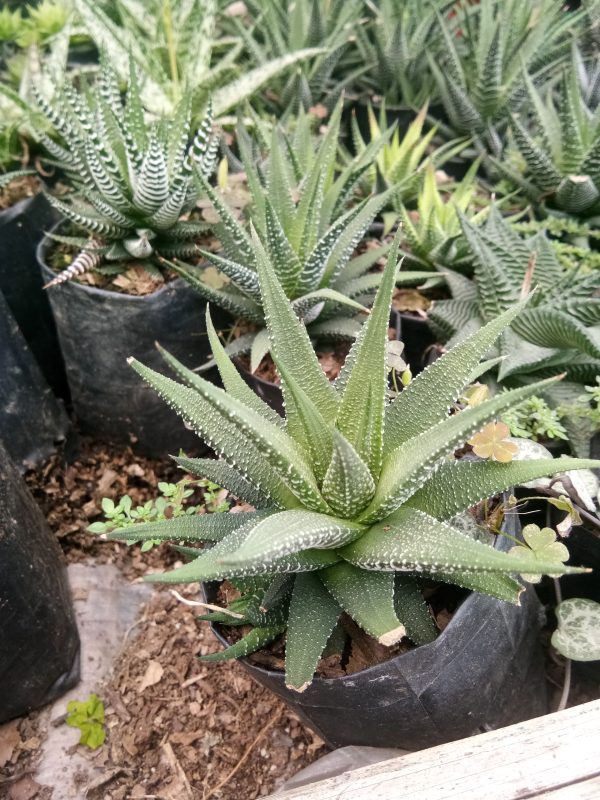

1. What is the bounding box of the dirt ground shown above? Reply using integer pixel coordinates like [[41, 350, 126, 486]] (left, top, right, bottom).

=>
[[0, 440, 326, 800]]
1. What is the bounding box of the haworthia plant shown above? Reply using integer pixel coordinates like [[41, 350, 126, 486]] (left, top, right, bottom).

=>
[[347, 103, 468, 212], [223, 0, 366, 116], [399, 161, 486, 271], [172, 100, 421, 366], [427, 0, 583, 155], [429, 209, 600, 453], [73, 0, 321, 118], [33, 59, 217, 286], [353, 0, 446, 109], [497, 62, 600, 217], [109, 231, 596, 690]]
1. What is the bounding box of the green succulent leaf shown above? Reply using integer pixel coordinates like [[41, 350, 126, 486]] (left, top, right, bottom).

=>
[[405, 458, 600, 521], [341, 508, 585, 578], [200, 625, 286, 662], [321, 431, 376, 519], [384, 300, 529, 454], [219, 510, 364, 570], [103, 510, 266, 543], [364, 377, 563, 523], [335, 232, 400, 475], [285, 573, 341, 692], [428, 569, 524, 605], [394, 576, 437, 645], [252, 226, 339, 424], [320, 563, 405, 645], [128, 358, 325, 512]]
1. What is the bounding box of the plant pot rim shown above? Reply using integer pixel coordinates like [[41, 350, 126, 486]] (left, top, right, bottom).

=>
[[206, 508, 517, 690], [207, 558, 500, 688], [0, 186, 45, 221], [37, 218, 194, 303]]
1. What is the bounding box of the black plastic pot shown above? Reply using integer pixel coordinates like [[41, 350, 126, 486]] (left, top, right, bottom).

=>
[[38, 224, 218, 457], [0, 291, 69, 471], [204, 511, 547, 750], [396, 311, 439, 375], [0, 441, 80, 722], [0, 190, 68, 399]]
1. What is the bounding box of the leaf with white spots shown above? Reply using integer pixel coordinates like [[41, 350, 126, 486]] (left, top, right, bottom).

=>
[[321, 431, 375, 518], [104, 509, 267, 543], [320, 563, 405, 645], [335, 233, 401, 476], [360, 376, 562, 524], [128, 358, 326, 512], [552, 598, 600, 661], [394, 576, 438, 644], [285, 574, 341, 692], [219, 510, 364, 570], [340, 508, 586, 578], [405, 458, 600, 521]]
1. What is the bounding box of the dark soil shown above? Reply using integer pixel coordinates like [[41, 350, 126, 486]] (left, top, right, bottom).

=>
[[0, 174, 41, 210], [101, 589, 326, 800]]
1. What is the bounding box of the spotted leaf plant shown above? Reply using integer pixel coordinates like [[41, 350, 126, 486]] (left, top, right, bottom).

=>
[[103, 232, 598, 690], [428, 0, 582, 156], [34, 60, 218, 288]]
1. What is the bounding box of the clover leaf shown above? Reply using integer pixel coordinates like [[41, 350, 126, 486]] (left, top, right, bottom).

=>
[[469, 421, 518, 463], [508, 524, 570, 583]]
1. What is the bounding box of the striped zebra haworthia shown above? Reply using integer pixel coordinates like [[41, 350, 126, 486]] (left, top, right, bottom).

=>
[[108, 235, 596, 690], [429, 208, 600, 454], [34, 58, 218, 287]]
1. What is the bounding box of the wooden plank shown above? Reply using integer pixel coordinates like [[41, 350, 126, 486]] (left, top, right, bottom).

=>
[[271, 700, 600, 800], [538, 775, 600, 799]]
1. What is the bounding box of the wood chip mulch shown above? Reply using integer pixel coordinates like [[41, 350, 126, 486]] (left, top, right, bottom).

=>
[[13, 439, 327, 799], [95, 587, 326, 800]]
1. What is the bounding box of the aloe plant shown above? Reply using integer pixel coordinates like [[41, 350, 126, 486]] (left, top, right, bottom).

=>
[[223, 0, 365, 115], [429, 209, 600, 452], [498, 66, 600, 218], [73, 0, 321, 119], [34, 61, 218, 287], [428, 0, 582, 155], [106, 234, 596, 691], [347, 103, 468, 212], [398, 161, 486, 271], [172, 101, 416, 366]]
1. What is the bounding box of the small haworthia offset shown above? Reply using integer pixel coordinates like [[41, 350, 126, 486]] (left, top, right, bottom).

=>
[[111, 238, 596, 689]]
